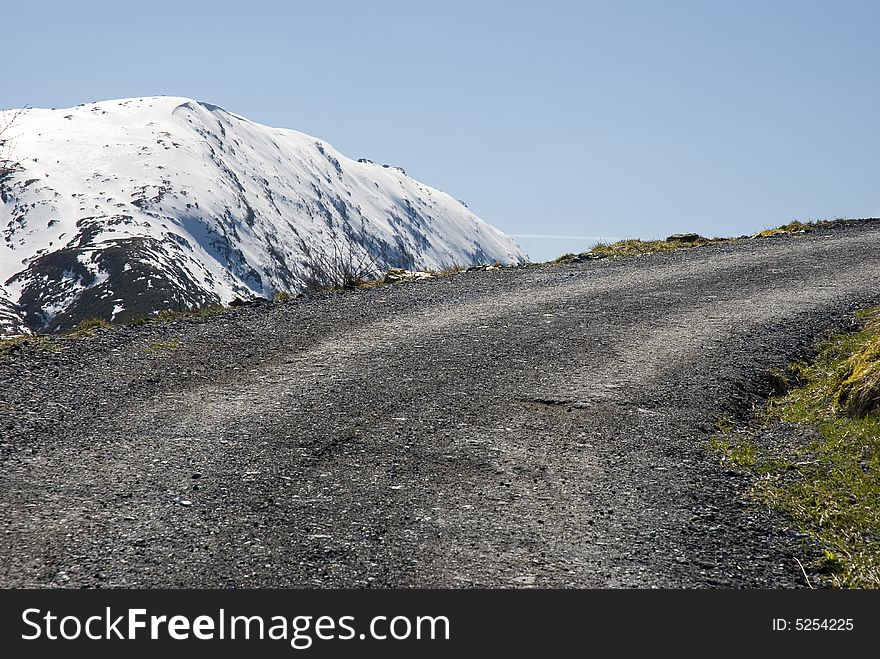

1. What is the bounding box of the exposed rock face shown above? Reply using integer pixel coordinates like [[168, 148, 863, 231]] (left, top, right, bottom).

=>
[[0, 286, 29, 335]]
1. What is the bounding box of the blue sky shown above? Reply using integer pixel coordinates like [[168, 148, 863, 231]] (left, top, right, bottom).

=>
[[3, 0, 878, 261]]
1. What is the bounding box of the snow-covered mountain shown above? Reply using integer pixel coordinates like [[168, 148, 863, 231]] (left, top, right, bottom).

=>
[[0, 96, 526, 334]]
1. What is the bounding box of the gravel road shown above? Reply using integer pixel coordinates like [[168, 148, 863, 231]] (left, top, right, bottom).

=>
[[2, 220, 879, 588]]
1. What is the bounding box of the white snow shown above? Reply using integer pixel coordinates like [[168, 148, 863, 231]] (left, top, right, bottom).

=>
[[0, 96, 526, 319], [0, 283, 29, 335]]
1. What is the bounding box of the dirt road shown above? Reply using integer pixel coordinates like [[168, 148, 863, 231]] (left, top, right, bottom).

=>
[[2, 220, 879, 587]]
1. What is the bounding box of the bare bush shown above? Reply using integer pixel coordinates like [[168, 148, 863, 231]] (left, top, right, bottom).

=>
[[0, 107, 26, 179], [302, 240, 382, 292]]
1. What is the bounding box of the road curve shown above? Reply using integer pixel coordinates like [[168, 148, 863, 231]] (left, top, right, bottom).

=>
[[2, 220, 879, 587]]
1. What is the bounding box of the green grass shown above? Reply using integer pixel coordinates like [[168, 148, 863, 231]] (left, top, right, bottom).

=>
[[708, 435, 761, 470], [67, 317, 112, 338], [554, 219, 827, 263], [156, 305, 227, 322], [0, 335, 36, 353], [2, 304, 228, 354], [753, 220, 821, 238], [711, 308, 880, 588], [0, 335, 43, 358], [554, 234, 723, 262], [0, 335, 65, 360], [145, 339, 181, 353], [592, 236, 723, 257]]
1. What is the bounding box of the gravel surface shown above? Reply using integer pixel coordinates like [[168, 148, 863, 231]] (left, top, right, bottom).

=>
[[2, 219, 879, 588]]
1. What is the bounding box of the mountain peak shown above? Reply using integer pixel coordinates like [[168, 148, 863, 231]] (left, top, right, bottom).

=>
[[0, 97, 525, 333]]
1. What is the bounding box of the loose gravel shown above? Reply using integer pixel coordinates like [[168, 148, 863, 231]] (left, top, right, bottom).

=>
[[2, 219, 879, 588]]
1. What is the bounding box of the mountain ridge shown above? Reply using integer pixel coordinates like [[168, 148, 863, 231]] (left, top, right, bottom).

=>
[[0, 96, 525, 333]]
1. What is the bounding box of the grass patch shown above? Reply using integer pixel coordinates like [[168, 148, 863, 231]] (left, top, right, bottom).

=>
[[145, 339, 181, 354], [354, 277, 385, 290], [554, 219, 827, 263], [591, 235, 723, 258], [834, 313, 880, 417], [711, 308, 880, 588], [0, 335, 37, 353], [67, 317, 112, 338], [128, 315, 153, 326], [0, 335, 65, 360], [555, 234, 724, 262], [709, 433, 796, 475], [753, 220, 822, 238], [433, 262, 465, 277], [708, 435, 760, 470], [156, 305, 227, 322]]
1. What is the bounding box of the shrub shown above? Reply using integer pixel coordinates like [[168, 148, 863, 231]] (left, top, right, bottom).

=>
[[302, 242, 381, 292], [0, 107, 26, 180]]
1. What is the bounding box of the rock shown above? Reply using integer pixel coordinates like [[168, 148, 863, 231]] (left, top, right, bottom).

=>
[[229, 297, 268, 308], [666, 233, 704, 243], [382, 268, 434, 284], [568, 253, 607, 263]]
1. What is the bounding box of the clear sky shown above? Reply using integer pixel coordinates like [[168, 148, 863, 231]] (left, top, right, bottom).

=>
[[3, 0, 878, 261]]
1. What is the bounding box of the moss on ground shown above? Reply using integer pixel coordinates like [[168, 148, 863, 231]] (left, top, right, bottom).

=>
[[711, 308, 880, 588]]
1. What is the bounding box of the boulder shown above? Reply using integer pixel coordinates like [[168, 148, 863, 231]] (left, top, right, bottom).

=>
[[382, 268, 435, 284], [666, 233, 704, 243]]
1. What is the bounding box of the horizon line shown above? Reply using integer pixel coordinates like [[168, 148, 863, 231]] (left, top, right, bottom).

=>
[[509, 234, 619, 241]]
